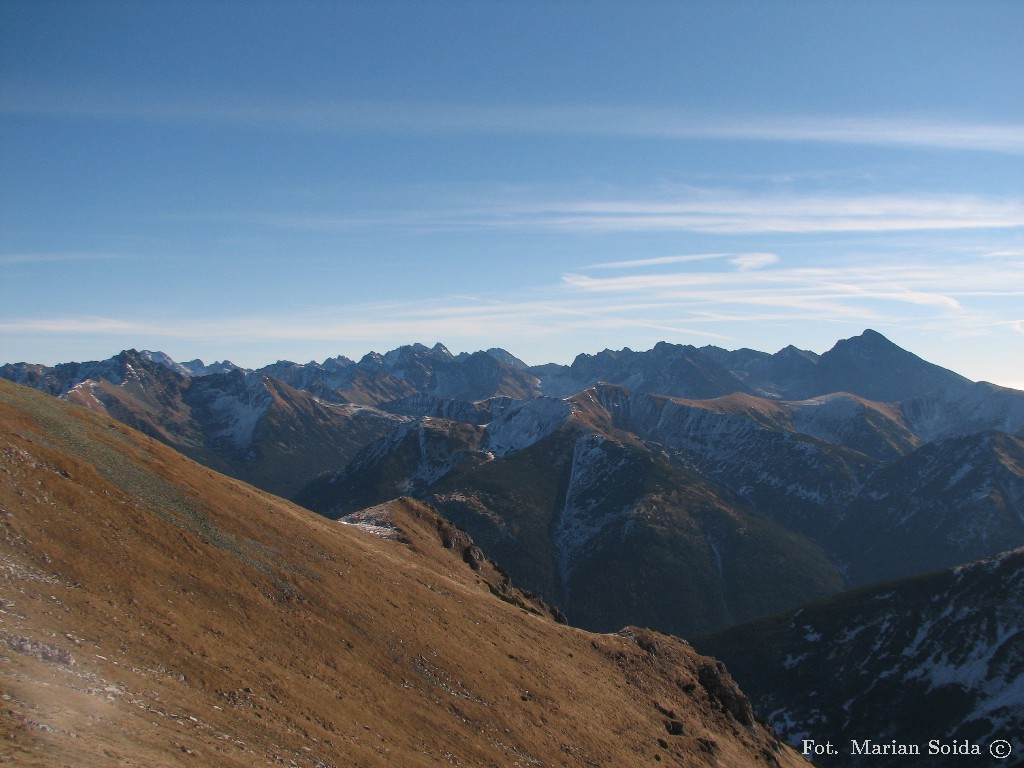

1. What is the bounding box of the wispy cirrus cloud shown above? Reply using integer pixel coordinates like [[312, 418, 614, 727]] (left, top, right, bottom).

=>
[[0, 289, 742, 369], [6, 255, 1020, 351], [585, 253, 729, 270], [562, 257, 1024, 322], [585, 252, 780, 272], [730, 252, 779, 270], [184, 189, 1024, 239], [0, 316, 150, 335], [4, 86, 1024, 154], [489, 192, 1024, 235]]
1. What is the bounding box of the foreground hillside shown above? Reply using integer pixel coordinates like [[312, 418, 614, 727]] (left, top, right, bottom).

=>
[[695, 550, 1024, 767], [0, 378, 803, 768]]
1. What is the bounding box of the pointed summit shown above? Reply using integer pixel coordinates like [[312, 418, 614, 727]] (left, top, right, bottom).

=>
[[430, 342, 454, 359], [803, 329, 970, 402], [483, 348, 529, 369]]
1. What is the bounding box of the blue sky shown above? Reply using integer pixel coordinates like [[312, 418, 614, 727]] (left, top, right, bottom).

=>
[[2, 1, 1023, 388]]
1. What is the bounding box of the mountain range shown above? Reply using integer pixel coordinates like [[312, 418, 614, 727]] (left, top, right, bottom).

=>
[[5, 329, 1024, 637]]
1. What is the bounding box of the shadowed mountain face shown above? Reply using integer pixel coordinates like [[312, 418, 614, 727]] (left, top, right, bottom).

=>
[[694, 549, 1024, 768], [0, 378, 807, 768], [537, 329, 973, 403], [537, 341, 753, 399], [830, 430, 1024, 585], [297, 396, 850, 637], [786, 328, 971, 402]]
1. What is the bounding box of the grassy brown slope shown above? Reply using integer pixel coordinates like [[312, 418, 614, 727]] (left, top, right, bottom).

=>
[[0, 379, 805, 768]]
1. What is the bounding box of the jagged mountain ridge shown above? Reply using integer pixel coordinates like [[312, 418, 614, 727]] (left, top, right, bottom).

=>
[[537, 341, 753, 399], [536, 329, 976, 403], [0, 377, 807, 767], [244, 342, 541, 405], [4, 328, 1002, 410], [6, 331, 1021, 434], [6, 331, 1022, 460], [694, 548, 1024, 767], [0, 349, 405, 499]]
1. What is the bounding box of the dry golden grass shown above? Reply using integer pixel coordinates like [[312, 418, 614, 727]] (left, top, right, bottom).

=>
[[0, 379, 807, 768]]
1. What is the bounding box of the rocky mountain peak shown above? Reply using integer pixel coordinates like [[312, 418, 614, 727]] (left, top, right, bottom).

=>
[[799, 329, 971, 402]]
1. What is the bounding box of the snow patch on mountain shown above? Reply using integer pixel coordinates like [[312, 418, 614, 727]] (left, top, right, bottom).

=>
[[139, 350, 193, 377], [140, 350, 240, 377], [68, 380, 104, 409], [702, 547, 1024, 758], [338, 505, 404, 540], [902, 382, 1024, 442], [197, 373, 274, 450], [397, 422, 474, 493], [554, 434, 637, 597], [328, 417, 483, 502], [705, 533, 725, 580], [481, 397, 572, 457]]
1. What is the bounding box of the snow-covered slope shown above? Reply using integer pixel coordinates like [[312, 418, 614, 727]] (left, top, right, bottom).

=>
[[480, 397, 573, 457], [554, 433, 645, 594], [830, 430, 1024, 585], [378, 393, 516, 423], [185, 370, 274, 450], [295, 417, 485, 516], [786, 393, 920, 460], [571, 385, 876, 538], [902, 380, 1024, 442], [696, 547, 1024, 767]]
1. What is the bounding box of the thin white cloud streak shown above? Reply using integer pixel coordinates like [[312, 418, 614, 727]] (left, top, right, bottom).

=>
[[3, 252, 1021, 371], [191, 191, 1024, 238], [0, 292, 738, 354], [0, 317, 148, 335], [4, 87, 1024, 154], [981, 248, 1024, 259], [562, 259, 1024, 323], [4, 257, 1017, 346], [687, 114, 1024, 155], [586, 253, 729, 270], [501, 194, 1024, 235], [730, 253, 778, 270]]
